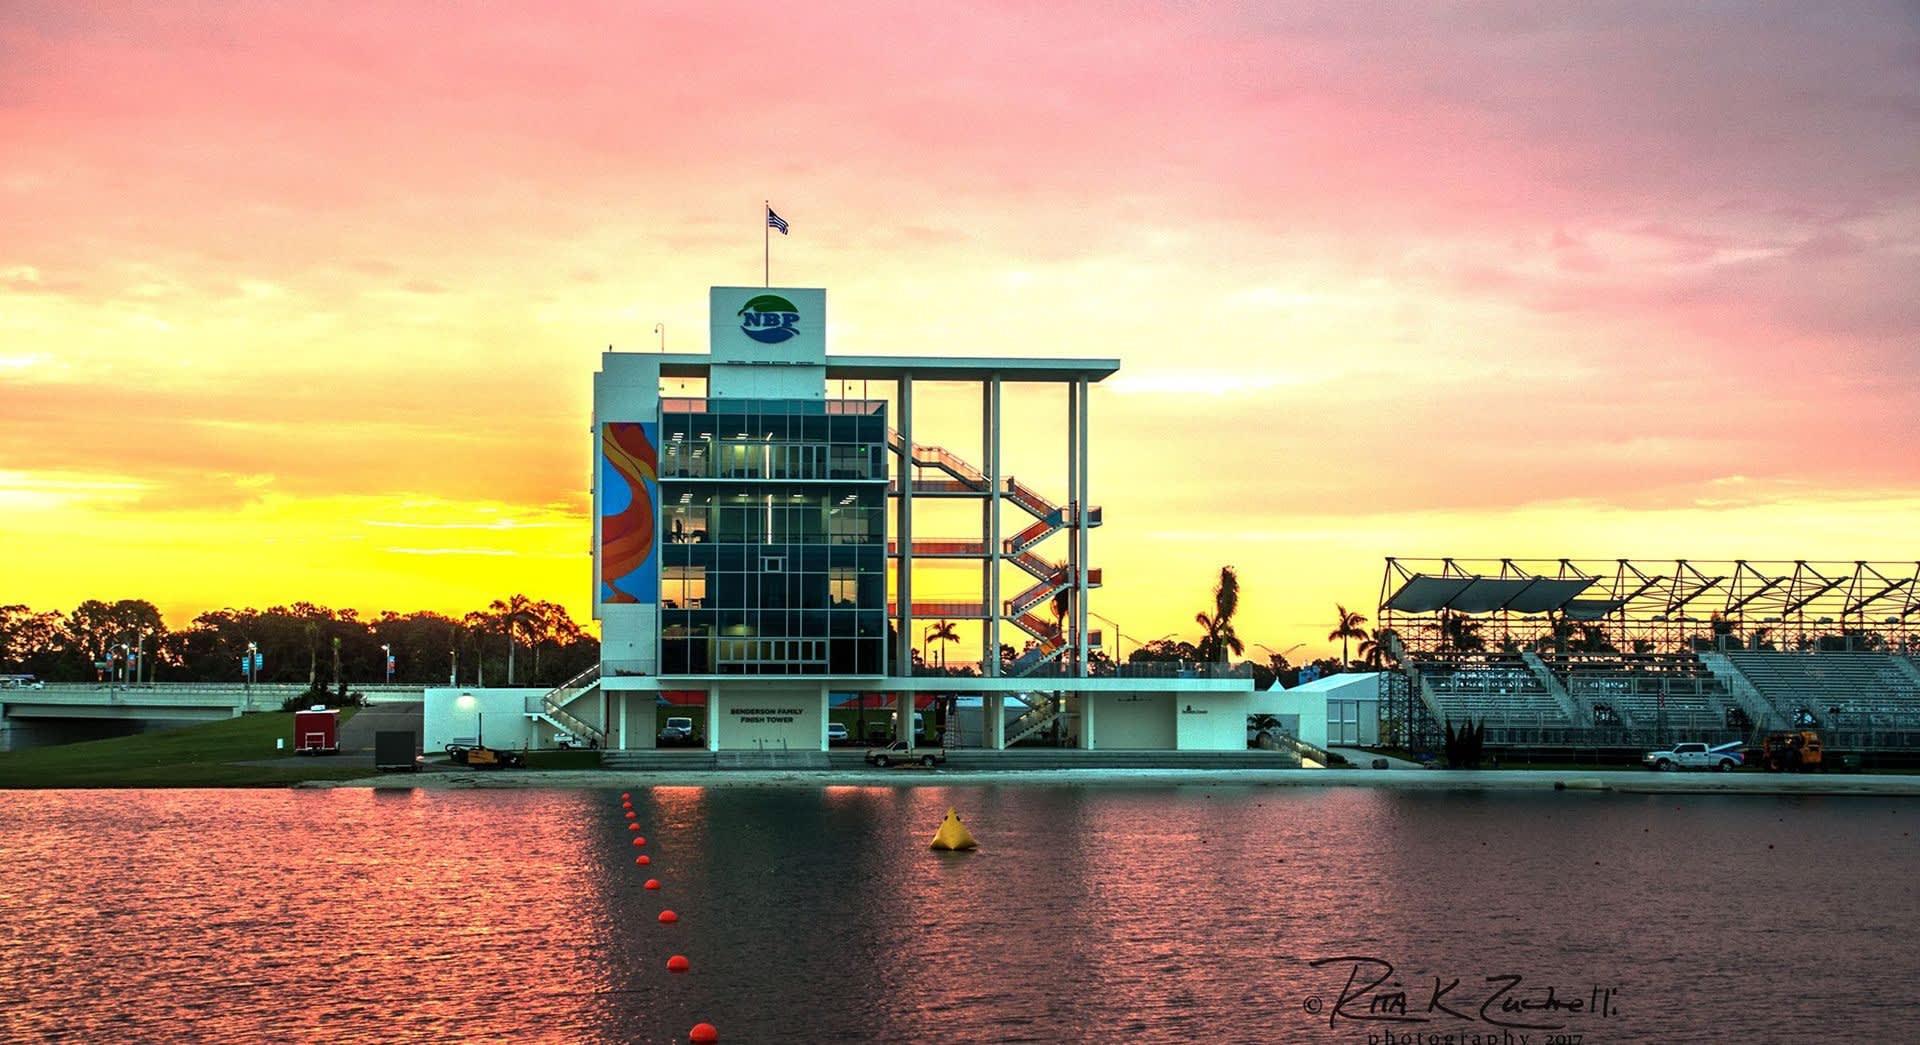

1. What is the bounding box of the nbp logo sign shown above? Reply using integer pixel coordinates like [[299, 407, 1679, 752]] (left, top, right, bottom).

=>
[[737, 294, 801, 344], [710, 286, 823, 364]]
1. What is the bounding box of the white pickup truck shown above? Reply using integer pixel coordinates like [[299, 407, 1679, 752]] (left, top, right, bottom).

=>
[[1642, 741, 1744, 771], [864, 741, 945, 768]]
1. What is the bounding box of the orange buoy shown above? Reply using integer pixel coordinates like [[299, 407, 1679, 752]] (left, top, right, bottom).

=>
[[625, 811, 637, 819], [636, 854, 651, 865], [632, 836, 646, 847], [689, 1022, 717, 1043], [629, 823, 641, 832], [621, 792, 630, 800], [667, 954, 689, 973], [622, 800, 632, 809], [658, 910, 678, 923], [645, 878, 660, 890]]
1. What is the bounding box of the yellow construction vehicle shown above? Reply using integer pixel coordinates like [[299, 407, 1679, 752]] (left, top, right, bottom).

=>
[[445, 743, 526, 769], [1755, 731, 1822, 772]]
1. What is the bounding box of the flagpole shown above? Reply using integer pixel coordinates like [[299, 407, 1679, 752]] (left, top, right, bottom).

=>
[[764, 199, 770, 287]]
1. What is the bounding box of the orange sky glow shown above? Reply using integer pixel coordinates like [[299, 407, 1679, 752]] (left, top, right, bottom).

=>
[[3, 2, 1917, 660]]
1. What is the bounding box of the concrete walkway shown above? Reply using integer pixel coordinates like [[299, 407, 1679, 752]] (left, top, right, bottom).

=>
[[336, 701, 422, 757], [1328, 746, 1423, 769], [235, 702, 425, 771], [300, 766, 1920, 796]]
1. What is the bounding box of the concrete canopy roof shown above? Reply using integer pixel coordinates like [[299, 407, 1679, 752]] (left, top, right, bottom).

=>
[[655, 353, 1120, 383]]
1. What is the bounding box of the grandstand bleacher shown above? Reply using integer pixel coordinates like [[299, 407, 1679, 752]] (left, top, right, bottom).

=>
[[1378, 558, 1920, 760], [1724, 651, 1920, 727]]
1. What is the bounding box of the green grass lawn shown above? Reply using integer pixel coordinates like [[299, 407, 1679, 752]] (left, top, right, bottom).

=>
[[0, 710, 383, 789]]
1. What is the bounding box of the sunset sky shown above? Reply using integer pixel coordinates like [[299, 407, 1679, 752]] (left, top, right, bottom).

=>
[[3, 2, 1917, 659]]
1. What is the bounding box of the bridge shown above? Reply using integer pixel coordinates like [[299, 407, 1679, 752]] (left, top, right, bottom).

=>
[[0, 683, 427, 751]]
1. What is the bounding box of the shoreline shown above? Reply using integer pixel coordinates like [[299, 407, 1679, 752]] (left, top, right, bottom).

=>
[[301, 767, 1920, 797]]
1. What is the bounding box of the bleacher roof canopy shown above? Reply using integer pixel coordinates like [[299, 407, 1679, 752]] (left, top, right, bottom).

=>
[[1384, 574, 1608, 615]]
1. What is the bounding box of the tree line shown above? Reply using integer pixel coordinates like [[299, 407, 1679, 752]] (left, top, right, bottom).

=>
[[0, 595, 599, 689]]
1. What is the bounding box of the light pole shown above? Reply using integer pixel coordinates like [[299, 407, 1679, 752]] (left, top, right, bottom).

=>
[[449, 649, 457, 686], [1252, 641, 1305, 663], [381, 644, 393, 684], [457, 692, 481, 746], [111, 643, 128, 695], [1086, 610, 1129, 664], [245, 641, 258, 708]]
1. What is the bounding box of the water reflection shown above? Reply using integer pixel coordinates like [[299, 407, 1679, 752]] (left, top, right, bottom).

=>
[[2, 787, 1916, 1043]]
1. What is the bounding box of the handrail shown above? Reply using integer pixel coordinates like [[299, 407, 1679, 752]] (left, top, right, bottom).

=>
[[537, 664, 604, 742]]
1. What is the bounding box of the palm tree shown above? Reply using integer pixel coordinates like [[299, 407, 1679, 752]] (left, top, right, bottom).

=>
[[1532, 611, 1575, 654], [488, 595, 538, 686], [1194, 566, 1243, 664], [1329, 604, 1368, 669], [924, 620, 959, 669], [303, 619, 320, 691], [1358, 627, 1401, 670], [1439, 611, 1486, 653]]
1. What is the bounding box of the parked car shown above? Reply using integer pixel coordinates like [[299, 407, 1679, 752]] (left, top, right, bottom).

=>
[[826, 722, 849, 745], [1642, 741, 1743, 771], [554, 731, 596, 750], [658, 716, 698, 747]]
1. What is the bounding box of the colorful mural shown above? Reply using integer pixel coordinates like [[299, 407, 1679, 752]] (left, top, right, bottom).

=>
[[599, 421, 659, 605]]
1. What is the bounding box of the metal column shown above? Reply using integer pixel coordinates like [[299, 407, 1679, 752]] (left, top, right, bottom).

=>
[[895, 375, 914, 677], [1077, 377, 1091, 677], [1069, 377, 1090, 677], [984, 374, 1002, 677]]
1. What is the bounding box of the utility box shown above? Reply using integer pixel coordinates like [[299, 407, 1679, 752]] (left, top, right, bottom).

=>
[[292, 707, 340, 755], [374, 730, 417, 772]]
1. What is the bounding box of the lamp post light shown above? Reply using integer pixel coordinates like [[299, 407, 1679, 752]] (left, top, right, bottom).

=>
[[381, 644, 393, 684], [243, 641, 258, 709], [457, 692, 481, 746], [110, 642, 128, 695], [1086, 610, 1129, 664], [1252, 641, 1305, 663], [449, 649, 457, 686]]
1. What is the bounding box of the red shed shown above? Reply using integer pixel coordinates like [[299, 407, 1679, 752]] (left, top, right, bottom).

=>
[[293, 707, 340, 755]]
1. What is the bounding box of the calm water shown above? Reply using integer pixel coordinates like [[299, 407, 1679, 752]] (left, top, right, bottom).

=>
[[2, 784, 1917, 1044]]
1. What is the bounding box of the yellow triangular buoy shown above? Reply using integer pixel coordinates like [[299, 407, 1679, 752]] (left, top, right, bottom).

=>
[[929, 807, 978, 851]]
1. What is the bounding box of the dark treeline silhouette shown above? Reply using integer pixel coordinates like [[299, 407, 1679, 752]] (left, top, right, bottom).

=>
[[0, 597, 599, 689]]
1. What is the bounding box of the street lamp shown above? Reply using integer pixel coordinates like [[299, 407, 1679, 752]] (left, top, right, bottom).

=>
[[449, 649, 457, 686], [1086, 610, 1129, 662], [244, 641, 258, 709], [457, 692, 481, 745], [381, 644, 393, 684], [110, 642, 129, 694], [1252, 642, 1305, 662]]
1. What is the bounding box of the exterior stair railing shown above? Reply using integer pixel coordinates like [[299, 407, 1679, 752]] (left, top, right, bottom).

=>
[[1004, 694, 1062, 745], [533, 664, 605, 745]]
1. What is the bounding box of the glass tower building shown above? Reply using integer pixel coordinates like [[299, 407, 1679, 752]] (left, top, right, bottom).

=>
[[656, 397, 889, 676]]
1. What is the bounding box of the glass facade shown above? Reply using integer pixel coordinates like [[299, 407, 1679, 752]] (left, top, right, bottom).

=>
[[657, 398, 889, 675]]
